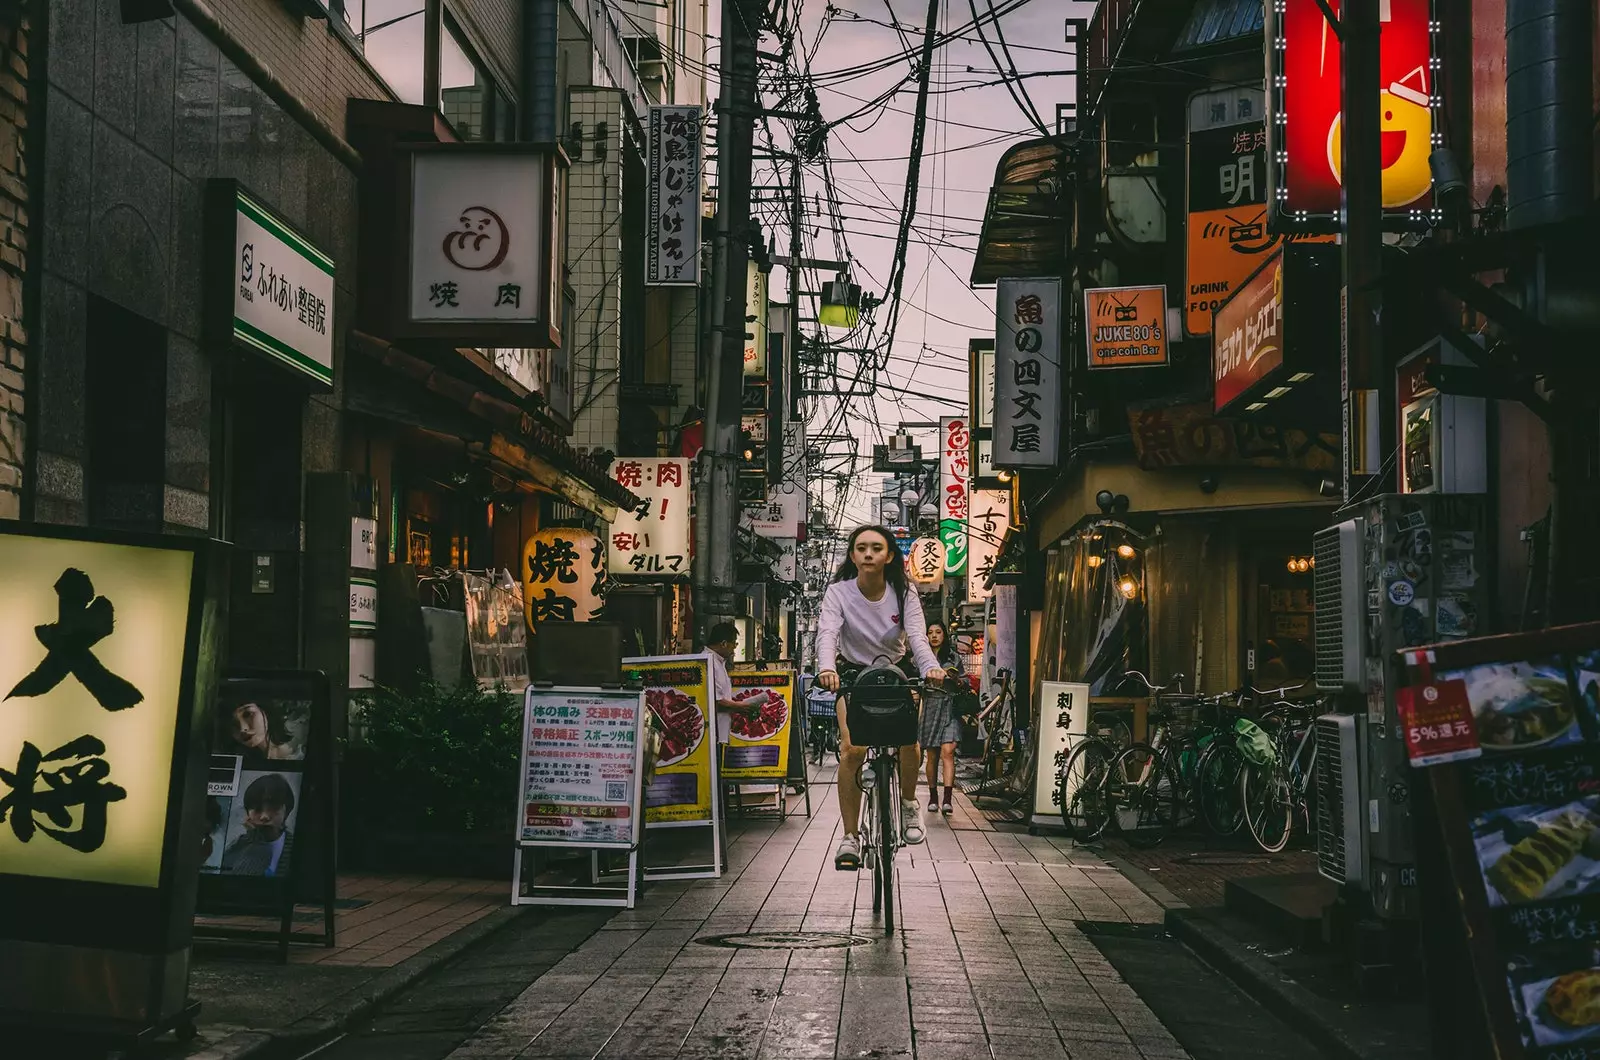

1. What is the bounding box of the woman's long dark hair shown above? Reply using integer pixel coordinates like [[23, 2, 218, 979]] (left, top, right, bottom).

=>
[[926, 621, 957, 665], [834, 525, 910, 607]]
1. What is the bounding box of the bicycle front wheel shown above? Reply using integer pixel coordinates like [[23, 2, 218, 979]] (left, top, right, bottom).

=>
[[1107, 743, 1173, 848], [1240, 761, 1293, 853], [1060, 739, 1112, 842], [876, 754, 897, 937]]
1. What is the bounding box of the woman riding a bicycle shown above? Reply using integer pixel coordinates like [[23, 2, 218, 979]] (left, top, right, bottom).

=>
[[815, 525, 945, 870]]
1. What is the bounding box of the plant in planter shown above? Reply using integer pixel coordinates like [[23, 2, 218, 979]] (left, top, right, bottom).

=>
[[347, 680, 523, 875]]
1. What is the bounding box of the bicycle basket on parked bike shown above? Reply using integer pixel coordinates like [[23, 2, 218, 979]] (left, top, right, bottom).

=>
[[845, 665, 920, 747]]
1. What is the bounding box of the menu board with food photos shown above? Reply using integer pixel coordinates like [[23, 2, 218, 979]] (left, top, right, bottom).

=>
[[1403, 623, 1600, 1060], [722, 668, 794, 780]]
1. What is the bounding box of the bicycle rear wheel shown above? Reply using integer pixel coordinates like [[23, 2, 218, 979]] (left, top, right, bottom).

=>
[[1107, 743, 1174, 848], [1060, 739, 1112, 842], [1240, 761, 1293, 853], [876, 754, 897, 937], [1197, 741, 1245, 835]]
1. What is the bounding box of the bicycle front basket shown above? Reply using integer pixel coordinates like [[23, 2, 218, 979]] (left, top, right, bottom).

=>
[[846, 666, 919, 747]]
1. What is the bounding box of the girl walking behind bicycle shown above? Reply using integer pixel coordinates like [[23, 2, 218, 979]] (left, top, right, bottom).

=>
[[816, 526, 945, 870]]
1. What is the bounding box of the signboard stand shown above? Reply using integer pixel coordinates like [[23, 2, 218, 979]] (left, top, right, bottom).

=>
[[1030, 681, 1091, 833], [624, 656, 726, 881], [721, 665, 801, 821], [512, 686, 650, 910], [193, 669, 337, 963]]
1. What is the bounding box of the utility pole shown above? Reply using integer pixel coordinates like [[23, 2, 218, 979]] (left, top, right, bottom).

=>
[[695, 0, 762, 640], [1339, 0, 1385, 501]]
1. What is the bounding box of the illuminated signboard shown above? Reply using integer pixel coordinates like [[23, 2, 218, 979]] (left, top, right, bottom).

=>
[[1084, 285, 1169, 370], [1264, 0, 1441, 231], [1213, 243, 1342, 416]]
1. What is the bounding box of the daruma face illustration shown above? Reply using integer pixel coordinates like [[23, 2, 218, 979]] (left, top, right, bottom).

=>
[[1325, 65, 1433, 209]]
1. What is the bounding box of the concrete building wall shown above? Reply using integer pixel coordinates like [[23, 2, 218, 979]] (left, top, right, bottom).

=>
[[566, 87, 625, 452]]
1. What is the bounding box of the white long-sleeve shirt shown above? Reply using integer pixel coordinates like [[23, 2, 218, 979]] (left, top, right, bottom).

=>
[[815, 579, 941, 677]]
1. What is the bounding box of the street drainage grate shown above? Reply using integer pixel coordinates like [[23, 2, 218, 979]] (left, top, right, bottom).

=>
[[1074, 921, 1172, 941], [1173, 853, 1275, 867], [695, 931, 877, 950]]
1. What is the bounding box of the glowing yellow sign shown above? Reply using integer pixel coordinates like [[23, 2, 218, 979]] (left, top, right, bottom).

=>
[[0, 536, 196, 888]]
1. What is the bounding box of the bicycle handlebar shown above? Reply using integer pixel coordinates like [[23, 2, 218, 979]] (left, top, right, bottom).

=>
[[1247, 681, 1308, 700], [1121, 670, 1188, 695]]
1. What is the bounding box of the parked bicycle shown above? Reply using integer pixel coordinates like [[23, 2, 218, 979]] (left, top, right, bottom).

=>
[[1239, 695, 1321, 853]]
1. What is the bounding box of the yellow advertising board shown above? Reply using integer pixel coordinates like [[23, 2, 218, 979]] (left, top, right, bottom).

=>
[[624, 655, 716, 826], [722, 668, 794, 780], [1083, 285, 1169, 369], [0, 536, 197, 888]]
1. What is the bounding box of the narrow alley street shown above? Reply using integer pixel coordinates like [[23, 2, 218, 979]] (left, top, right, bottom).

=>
[[288, 768, 1326, 1060]]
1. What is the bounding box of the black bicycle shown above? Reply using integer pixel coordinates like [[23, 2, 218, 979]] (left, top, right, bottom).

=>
[[839, 665, 943, 938]]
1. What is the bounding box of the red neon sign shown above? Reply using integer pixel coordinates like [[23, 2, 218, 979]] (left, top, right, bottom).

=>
[[1267, 0, 1439, 228]]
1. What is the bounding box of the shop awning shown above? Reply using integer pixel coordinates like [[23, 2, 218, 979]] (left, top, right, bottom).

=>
[[970, 138, 1072, 286], [1171, 0, 1263, 53], [346, 331, 642, 517]]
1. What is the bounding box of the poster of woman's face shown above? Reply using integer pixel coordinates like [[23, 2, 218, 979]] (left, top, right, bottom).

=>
[[215, 695, 310, 765], [217, 771, 302, 878]]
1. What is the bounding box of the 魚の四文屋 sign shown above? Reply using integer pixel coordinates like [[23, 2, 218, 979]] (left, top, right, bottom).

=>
[[993, 278, 1062, 468], [646, 105, 702, 285], [223, 185, 335, 387], [608, 458, 692, 576], [403, 147, 562, 344]]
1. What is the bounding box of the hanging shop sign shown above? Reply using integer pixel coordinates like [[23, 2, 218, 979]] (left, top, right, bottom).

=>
[[743, 480, 804, 539], [722, 668, 795, 780], [744, 262, 769, 378], [1265, 0, 1440, 232], [523, 528, 605, 624], [966, 489, 1011, 604], [1186, 92, 1275, 337], [1213, 243, 1341, 416], [1396, 625, 1600, 1060], [0, 523, 222, 1033], [908, 537, 946, 592], [348, 576, 378, 631], [607, 458, 691, 577], [206, 181, 335, 388], [772, 538, 798, 582], [1127, 398, 1340, 473], [974, 342, 996, 430], [1084, 285, 1169, 370], [993, 277, 1063, 468], [940, 416, 971, 576], [398, 144, 565, 346], [646, 105, 702, 285], [1031, 681, 1092, 831], [622, 655, 719, 832]]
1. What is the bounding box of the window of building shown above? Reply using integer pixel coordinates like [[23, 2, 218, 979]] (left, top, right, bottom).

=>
[[440, 19, 488, 140], [336, 0, 427, 105]]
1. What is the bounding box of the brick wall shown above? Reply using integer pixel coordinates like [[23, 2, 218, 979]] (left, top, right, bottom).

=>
[[0, 5, 25, 519]]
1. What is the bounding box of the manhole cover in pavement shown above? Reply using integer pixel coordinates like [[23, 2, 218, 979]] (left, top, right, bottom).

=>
[[695, 931, 876, 950]]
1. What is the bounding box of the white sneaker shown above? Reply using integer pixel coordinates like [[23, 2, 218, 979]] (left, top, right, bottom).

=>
[[901, 798, 925, 844], [835, 834, 861, 870]]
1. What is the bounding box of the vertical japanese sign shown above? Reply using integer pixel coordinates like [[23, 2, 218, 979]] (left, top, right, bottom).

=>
[[646, 105, 702, 285], [1266, 0, 1438, 230], [407, 151, 552, 326], [908, 537, 946, 591], [1032, 681, 1092, 828], [0, 537, 199, 887], [607, 458, 691, 576], [227, 185, 335, 387], [743, 482, 803, 539], [993, 278, 1062, 468], [940, 416, 971, 575], [625, 656, 716, 826], [744, 262, 769, 377], [966, 489, 1011, 603], [1084, 285, 1169, 369], [721, 668, 794, 780], [1186, 90, 1278, 335], [1213, 251, 1285, 414], [519, 687, 643, 846], [523, 529, 606, 624]]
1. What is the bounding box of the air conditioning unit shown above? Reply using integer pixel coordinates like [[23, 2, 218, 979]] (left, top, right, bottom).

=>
[[1313, 518, 1364, 692], [1314, 713, 1364, 885]]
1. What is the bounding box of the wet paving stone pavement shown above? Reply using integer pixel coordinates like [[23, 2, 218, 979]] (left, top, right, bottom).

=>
[[309, 767, 1328, 1060]]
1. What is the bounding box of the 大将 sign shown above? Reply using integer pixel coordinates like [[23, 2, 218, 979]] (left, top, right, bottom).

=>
[[1266, 0, 1438, 229], [1213, 252, 1284, 414], [966, 489, 1010, 604], [403, 146, 561, 344], [220, 183, 336, 387], [1084, 285, 1169, 369]]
